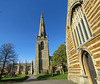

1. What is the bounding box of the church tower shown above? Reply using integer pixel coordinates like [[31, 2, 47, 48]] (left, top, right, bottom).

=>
[[34, 12, 49, 75]]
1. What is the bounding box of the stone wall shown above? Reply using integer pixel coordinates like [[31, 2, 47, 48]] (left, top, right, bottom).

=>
[[66, 0, 100, 84], [14, 62, 33, 75]]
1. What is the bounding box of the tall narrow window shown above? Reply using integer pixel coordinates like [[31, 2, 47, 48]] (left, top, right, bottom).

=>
[[81, 19, 89, 40], [74, 29, 79, 46], [41, 41, 44, 50], [78, 23, 85, 42], [21, 66, 23, 71], [28, 66, 31, 71], [76, 26, 82, 44], [72, 6, 92, 47], [14, 66, 17, 72], [84, 16, 92, 37]]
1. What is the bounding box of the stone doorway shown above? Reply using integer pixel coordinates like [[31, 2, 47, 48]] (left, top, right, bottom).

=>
[[82, 51, 97, 84]]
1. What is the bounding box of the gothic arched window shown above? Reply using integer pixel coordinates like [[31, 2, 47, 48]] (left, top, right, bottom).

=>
[[41, 41, 44, 50], [14, 66, 17, 72], [28, 66, 31, 71], [72, 6, 92, 47], [21, 66, 23, 71]]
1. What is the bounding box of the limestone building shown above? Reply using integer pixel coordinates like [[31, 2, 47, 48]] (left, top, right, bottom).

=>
[[65, 0, 100, 84], [14, 61, 33, 75], [34, 12, 49, 75]]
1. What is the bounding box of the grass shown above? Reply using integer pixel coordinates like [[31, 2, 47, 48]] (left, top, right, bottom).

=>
[[35, 72, 68, 80], [1, 74, 28, 81], [0, 82, 3, 84]]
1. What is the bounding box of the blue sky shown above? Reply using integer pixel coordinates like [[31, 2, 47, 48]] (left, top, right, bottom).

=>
[[0, 0, 67, 63]]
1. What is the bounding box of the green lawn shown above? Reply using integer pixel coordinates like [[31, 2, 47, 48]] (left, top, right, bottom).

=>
[[1, 74, 28, 81], [35, 72, 68, 80]]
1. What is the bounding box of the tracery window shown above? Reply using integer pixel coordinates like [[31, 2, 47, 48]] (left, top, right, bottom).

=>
[[28, 66, 31, 71], [21, 66, 23, 71], [72, 6, 92, 47]]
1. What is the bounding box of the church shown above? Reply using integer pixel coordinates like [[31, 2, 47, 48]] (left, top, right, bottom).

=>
[[14, 61, 33, 75], [34, 12, 50, 75], [65, 0, 100, 84]]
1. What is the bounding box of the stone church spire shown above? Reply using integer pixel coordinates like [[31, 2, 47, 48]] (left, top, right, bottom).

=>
[[38, 12, 46, 37], [34, 12, 49, 75]]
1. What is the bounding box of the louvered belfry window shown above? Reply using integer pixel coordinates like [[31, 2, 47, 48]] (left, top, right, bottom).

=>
[[41, 41, 44, 50]]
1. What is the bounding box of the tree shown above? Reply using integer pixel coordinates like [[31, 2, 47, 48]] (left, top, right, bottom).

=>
[[0, 43, 17, 75], [6, 63, 13, 73], [52, 44, 67, 71]]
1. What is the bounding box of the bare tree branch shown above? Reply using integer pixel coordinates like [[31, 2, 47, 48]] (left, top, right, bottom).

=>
[[0, 43, 18, 77]]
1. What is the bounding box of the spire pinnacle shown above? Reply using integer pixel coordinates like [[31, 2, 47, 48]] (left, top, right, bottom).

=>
[[41, 11, 43, 18], [38, 12, 46, 37]]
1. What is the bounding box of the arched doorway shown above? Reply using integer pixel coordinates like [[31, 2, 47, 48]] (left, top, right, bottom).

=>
[[82, 50, 97, 84]]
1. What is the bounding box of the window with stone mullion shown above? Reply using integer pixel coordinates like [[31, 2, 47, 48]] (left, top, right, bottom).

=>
[[77, 7, 85, 43], [72, 6, 93, 48], [81, 19, 89, 40], [73, 10, 82, 46], [75, 8, 83, 45], [80, 8, 92, 38], [82, 11, 92, 37], [73, 18, 79, 47]]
